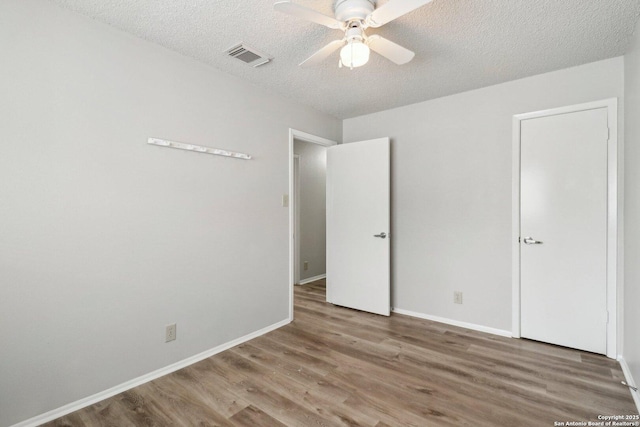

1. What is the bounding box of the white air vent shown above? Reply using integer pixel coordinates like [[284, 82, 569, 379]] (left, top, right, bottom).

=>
[[226, 43, 271, 68]]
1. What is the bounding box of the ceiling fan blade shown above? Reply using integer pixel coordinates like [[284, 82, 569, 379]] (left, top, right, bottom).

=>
[[366, 0, 433, 28], [299, 40, 346, 67], [367, 35, 415, 65], [274, 1, 343, 30]]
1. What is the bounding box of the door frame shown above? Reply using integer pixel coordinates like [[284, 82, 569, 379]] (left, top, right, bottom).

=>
[[293, 154, 301, 286], [511, 98, 618, 358], [288, 129, 337, 321]]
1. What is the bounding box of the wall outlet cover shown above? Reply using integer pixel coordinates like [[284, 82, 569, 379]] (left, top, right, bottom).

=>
[[454, 291, 463, 304], [166, 323, 177, 342]]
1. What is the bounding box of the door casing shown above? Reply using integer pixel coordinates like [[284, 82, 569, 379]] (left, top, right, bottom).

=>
[[288, 129, 337, 321], [511, 98, 619, 359], [293, 154, 301, 286]]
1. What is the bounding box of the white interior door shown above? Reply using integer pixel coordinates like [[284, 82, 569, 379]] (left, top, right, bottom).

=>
[[520, 107, 608, 354], [326, 138, 390, 316]]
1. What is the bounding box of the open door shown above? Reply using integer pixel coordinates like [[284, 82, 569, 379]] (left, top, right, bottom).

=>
[[326, 138, 390, 316]]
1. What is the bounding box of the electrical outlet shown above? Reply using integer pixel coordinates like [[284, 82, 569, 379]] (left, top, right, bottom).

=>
[[165, 323, 177, 342], [454, 291, 463, 304], [304, 261, 309, 271]]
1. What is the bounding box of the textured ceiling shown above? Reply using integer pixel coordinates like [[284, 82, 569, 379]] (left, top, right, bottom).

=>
[[48, 0, 640, 119]]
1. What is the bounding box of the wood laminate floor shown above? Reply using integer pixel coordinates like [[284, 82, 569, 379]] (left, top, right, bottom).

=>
[[46, 280, 638, 426]]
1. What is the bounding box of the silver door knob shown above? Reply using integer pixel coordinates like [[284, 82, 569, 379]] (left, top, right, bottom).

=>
[[523, 236, 543, 245], [374, 232, 387, 239]]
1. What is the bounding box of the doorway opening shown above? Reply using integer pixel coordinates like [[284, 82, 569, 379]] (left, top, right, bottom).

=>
[[288, 129, 337, 321], [293, 141, 327, 286]]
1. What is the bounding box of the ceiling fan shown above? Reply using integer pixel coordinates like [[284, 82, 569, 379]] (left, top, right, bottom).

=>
[[274, 0, 433, 69]]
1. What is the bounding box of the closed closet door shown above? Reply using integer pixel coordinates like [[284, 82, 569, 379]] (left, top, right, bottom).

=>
[[520, 107, 608, 354]]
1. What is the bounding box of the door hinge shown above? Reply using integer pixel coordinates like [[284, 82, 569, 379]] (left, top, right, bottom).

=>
[[607, 127, 610, 141], [606, 310, 609, 323]]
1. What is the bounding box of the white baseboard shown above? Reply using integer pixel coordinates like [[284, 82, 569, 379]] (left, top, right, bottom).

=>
[[391, 308, 512, 338], [298, 274, 326, 285], [11, 318, 291, 427], [618, 356, 640, 413]]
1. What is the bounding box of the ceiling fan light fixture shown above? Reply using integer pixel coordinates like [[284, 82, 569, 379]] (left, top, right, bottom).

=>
[[340, 39, 370, 68], [274, 0, 426, 68]]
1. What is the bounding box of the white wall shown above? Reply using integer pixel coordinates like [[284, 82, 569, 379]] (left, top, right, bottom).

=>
[[344, 58, 624, 333], [0, 1, 341, 425], [294, 140, 327, 281], [624, 20, 640, 402]]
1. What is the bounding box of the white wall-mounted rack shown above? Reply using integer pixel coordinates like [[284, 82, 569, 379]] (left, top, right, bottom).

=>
[[147, 138, 252, 160]]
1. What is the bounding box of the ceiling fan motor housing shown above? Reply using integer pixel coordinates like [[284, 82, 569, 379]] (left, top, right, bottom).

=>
[[345, 26, 366, 42], [334, 0, 375, 22]]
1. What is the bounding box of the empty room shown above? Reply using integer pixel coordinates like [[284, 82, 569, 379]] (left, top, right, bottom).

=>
[[2, 0, 640, 426]]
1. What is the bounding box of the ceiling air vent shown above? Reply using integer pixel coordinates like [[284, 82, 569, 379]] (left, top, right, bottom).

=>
[[226, 43, 271, 68]]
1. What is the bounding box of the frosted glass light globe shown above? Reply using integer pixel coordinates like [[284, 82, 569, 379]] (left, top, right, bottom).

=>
[[340, 40, 370, 68]]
